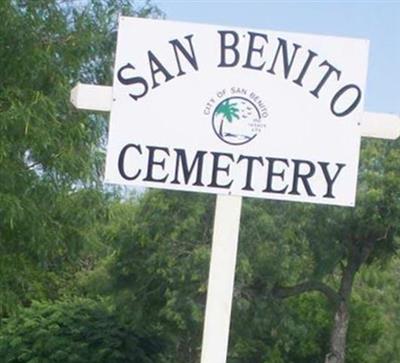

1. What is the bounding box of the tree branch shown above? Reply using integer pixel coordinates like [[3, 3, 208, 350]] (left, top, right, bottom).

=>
[[272, 280, 340, 307]]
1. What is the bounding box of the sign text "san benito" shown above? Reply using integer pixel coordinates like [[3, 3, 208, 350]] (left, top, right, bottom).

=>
[[117, 30, 362, 118]]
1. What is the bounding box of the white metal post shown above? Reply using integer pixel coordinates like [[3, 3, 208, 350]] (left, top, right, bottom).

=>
[[200, 194, 243, 363]]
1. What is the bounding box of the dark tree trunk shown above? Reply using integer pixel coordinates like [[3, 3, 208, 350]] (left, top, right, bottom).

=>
[[325, 240, 374, 363], [325, 301, 350, 363]]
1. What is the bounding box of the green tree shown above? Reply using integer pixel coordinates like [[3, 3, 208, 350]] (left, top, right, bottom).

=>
[[106, 139, 400, 363], [0, 0, 161, 315], [270, 138, 400, 363], [108, 191, 214, 362]]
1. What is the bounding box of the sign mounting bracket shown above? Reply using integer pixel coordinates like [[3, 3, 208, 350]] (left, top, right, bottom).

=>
[[71, 83, 400, 140]]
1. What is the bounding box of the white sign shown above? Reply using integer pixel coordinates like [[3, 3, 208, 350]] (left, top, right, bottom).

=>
[[105, 17, 369, 206]]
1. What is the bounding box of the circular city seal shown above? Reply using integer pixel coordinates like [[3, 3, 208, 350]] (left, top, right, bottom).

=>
[[212, 96, 265, 145]]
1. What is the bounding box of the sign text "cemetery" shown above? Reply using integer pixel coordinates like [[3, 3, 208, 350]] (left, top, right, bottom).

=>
[[118, 144, 345, 200]]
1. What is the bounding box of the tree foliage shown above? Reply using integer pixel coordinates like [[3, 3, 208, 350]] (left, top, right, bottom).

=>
[[0, 0, 161, 315], [107, 191, 214, 362]]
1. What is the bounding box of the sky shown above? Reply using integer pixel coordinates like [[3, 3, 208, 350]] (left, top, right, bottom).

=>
[[153, 0, 400, 115]]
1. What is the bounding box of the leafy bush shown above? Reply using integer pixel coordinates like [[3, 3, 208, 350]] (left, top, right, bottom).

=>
[[0, 298, 164, 363]]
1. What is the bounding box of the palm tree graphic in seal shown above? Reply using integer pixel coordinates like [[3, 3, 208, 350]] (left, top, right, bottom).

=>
[[212, 96, 262, 145]]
